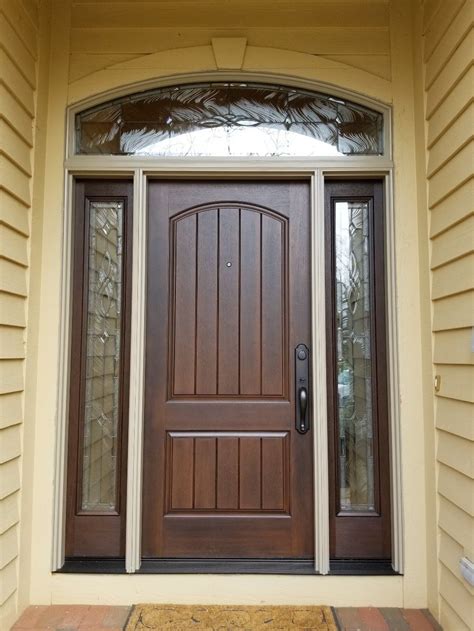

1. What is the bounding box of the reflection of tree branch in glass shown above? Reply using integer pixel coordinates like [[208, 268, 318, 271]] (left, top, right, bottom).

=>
[[77, 83, 384, 157], [335, 201, 374, 513]]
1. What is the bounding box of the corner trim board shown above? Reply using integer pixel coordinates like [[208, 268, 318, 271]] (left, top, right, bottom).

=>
[[52, 171, 74, 571]]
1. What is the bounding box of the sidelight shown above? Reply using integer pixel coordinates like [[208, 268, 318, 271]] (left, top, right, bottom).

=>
[[81, 201, 124, 512], [65, 181, 133, 559], [325, 180, 391, 561], [334, 200, 375, 513]]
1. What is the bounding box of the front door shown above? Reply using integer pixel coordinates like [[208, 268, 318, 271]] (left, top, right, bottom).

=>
[[142, 180, 313, 560]]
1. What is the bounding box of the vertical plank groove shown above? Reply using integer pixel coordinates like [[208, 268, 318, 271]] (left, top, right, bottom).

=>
[[195, 209, 218, 394], [173, 215, 196, 394], [281, 226, 287, 394], [217, 207, 240, 394], [239, 437, 262, 509], [260, 437, 263, 510], [238, 436, 241, 510], [261, 215, 284, 395], [216, 436, 239, 509], [192, 437, 196, 509], [238, 207, 241, 394], [216, 208, 220, 394], [262, 436, 285, 510], [259, 212, 263, 396], [194, 437, 217, 509], [170, 438, 194, 509], [214, 437, 218, 509], [193, 213, 198, 395], [240, 209, 262, 395]]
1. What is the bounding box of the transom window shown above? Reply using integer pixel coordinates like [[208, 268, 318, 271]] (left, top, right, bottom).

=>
[[75, 82, 384, 157]]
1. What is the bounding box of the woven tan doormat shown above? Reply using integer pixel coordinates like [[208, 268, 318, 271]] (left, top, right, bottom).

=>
[[125, 604, 338, 630]]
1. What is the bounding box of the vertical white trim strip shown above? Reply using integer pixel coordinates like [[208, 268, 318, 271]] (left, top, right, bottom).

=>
[[126, 169, 147, 572], [385, 172, 404, 573], [312, 170, 330, 574], [52, 172, 74, 571]]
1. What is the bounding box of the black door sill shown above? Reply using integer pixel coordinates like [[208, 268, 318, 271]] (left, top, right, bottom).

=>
[[58, 557, 126, 573], [57, 557, 399, 576], [329, 559, 397, 575], [139, 558, 317, 574]]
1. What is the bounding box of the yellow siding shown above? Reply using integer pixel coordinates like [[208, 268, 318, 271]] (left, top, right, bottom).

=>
[[0, 0, 38, 628], [68, 0, 391, 83], [423, 0, 474, 629], [0, 0, 470, 626]]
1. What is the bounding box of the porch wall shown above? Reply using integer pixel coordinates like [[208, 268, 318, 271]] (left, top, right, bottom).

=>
[[68, 0, 392, 83], [1, 1, 472, 630], [0, 1, 40, 629], [421, 1, 474, 630]]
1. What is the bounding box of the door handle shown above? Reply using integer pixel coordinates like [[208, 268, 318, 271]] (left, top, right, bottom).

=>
[[295, 344, 310, 434], [298, 387, 308, 430]]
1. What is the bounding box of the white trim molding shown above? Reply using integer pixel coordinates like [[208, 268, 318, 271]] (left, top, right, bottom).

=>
[[312, 170, 330, 574], [52, 172, 74, 571], [126, 170, 147, 572], [385, 171, 404, 574]]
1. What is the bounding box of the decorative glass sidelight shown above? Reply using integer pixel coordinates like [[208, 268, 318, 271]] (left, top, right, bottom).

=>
[[334, 200, 375, 513], [75, 82, 384, 157], [81, 201, 124, 512]]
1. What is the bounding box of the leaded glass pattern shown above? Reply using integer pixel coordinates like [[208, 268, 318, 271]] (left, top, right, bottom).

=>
[[81, 201, 124, 512], [334, 201, 375, 512], [76, 82, 384, 157]]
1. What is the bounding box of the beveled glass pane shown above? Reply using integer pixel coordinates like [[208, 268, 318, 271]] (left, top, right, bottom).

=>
[[334, 201, 375, 512], [76, 83, 384, 156], [81, 201, 124, 512]]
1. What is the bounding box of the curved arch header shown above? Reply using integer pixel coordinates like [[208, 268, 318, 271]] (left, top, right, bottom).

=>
[[75, 81, 384, 157]]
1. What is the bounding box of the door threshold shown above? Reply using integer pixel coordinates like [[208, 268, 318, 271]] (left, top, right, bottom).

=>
[[139, 558, 317, 574], [59, 557, 126, 573], [329, 559, 397, 575], [58, 557, 397, 576]]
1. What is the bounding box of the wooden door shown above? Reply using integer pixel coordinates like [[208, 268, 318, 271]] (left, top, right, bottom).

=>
[[142, 180, 313, 560]]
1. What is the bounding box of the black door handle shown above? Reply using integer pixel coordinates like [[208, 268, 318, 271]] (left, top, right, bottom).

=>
[[295, 344, 310, 434], [298, 387, 308, 432]]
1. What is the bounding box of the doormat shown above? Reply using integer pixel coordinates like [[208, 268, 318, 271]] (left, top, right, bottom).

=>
[[125, 604, 338, 630]]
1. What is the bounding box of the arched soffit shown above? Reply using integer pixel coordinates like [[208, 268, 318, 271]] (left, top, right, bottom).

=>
[[67, 44, 393, 109]]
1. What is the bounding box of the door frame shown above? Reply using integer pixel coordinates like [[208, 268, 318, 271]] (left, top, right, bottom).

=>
[[54, 164, 401, 576]]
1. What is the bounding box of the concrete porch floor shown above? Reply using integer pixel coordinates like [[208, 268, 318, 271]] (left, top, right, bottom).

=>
[[11, 605, 443, 630]]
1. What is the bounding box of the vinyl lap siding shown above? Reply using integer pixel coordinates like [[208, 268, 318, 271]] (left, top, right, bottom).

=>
[[423, 1, 474, 630], [69, 0, 391, 83], [0, 0, 38, 628]]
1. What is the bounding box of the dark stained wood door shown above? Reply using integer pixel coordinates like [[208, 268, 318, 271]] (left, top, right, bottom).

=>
[[142, 180, 313, 559]]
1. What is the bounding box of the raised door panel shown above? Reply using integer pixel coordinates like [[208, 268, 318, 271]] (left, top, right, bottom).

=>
[[166, 432, 289, 513], [170, 205, 288, 399]]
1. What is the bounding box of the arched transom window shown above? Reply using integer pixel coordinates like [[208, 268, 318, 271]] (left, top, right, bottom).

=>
[[75, 82, 384, 157]]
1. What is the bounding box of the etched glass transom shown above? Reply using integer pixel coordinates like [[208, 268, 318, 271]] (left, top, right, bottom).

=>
[[81, 201, 124, 512], [76, 82, 384, 157], [334, 200, 375, 513]]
